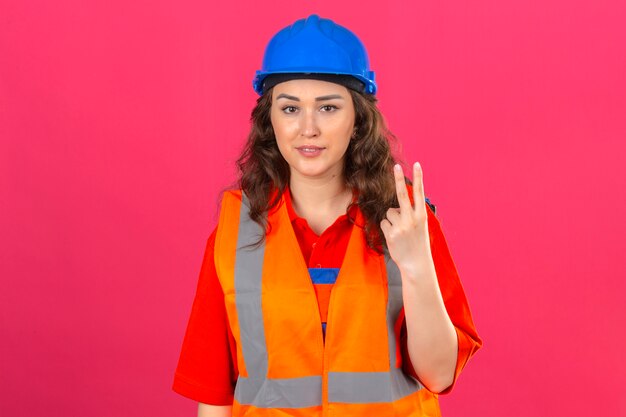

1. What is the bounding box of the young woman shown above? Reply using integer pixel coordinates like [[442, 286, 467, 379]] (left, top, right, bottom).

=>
[[173, 14, 482, 417]]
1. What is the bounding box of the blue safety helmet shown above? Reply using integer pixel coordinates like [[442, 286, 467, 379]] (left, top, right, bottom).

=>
[[253, 14, 377, 96]]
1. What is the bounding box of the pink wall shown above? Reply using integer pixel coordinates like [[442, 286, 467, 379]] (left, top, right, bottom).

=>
[[1, 0, 625, 416]]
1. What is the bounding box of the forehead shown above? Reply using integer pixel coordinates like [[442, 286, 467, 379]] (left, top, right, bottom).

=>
[[272, 79, 350, 98]]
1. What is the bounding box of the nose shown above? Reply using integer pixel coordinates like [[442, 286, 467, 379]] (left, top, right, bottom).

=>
[[299, 109, 320, 138]]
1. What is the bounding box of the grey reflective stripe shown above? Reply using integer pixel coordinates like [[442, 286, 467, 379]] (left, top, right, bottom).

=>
[[328, 371, 391, 403], [384, 252, 424, 397], [232, 193, 421, 408], [234, 193, 268, 378], [328, 368, 419, 404], [236, 376, 322, 408], [233, 194, 322, 408]]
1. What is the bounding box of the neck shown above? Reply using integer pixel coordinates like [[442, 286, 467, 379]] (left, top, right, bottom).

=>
[[288, 170, 353, 221]]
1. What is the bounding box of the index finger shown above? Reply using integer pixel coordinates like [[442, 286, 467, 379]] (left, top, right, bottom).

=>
[[393, 164, 413, 214]]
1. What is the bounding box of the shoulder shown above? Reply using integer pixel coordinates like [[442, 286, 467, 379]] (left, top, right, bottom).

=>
[[220, 188, 243, 200], [216, 188, 245, 211], [425, 197, 437, 216], [215, 189, 244, 233]]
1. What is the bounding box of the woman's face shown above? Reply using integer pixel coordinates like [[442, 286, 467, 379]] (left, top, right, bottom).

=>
[[270, 79, 355, 182]]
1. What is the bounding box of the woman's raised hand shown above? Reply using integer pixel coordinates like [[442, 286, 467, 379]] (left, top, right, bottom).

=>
[[380, 162, 433, 277]]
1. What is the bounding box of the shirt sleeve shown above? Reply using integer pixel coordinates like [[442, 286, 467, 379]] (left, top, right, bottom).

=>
[[172, 227, 238, 405], [399, 203, 483, 395]]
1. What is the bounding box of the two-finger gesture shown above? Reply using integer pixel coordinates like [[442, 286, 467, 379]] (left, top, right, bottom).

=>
[[380, 162, 432, 275]]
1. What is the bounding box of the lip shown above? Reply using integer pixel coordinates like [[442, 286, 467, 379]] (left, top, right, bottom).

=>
[[295, 145, 326, 150], [295, 145, 326, 157]]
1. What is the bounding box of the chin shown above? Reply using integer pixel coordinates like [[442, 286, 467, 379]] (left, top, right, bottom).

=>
[[292, 164, 331, 178], [297, 169, 327, 178], [289, 158, 343, 179]]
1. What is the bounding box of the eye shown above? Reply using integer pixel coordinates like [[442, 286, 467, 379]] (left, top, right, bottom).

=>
[[320, 105, 338, 112], [281, 106, 298, 114]]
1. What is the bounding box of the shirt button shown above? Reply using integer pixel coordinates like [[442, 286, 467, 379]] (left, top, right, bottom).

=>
[[316, 263, 322, 268], [312, 242, 317, 248]]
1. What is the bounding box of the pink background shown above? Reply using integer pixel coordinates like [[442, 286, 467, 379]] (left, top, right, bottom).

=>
[[1, 0, 625, 416]]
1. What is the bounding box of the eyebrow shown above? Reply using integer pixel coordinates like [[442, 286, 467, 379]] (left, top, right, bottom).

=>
[[276, 93, 345, 101]]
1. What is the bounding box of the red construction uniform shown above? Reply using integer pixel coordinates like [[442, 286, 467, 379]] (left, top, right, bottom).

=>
[[173, 187, 482, 405]]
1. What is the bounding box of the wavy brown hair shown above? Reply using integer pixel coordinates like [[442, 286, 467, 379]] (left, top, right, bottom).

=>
[[232, 87, 407, 253]]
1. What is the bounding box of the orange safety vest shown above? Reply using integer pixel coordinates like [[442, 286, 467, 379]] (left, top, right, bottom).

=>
[[214, 189, 442, 417]]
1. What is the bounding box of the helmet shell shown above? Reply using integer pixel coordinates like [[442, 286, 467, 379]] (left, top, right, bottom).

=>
[[253, 14, 377, 95]]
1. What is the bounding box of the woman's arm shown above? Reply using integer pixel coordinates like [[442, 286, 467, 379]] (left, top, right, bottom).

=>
[[172, 228, 239, 406], [198, 403, 232, 417], [381, 163, 481, 393], [401, 254, 458, 393], [397, 200, 482, 395]]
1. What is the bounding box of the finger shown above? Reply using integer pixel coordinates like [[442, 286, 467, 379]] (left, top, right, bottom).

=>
[[380, 218, 392, 238], [413, 162, 426, 214], [385, 207, 401, 225], [393, 164, 412, 215]]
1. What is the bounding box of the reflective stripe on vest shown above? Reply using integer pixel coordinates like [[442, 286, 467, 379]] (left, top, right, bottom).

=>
[[215, 190, 429, 413]]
